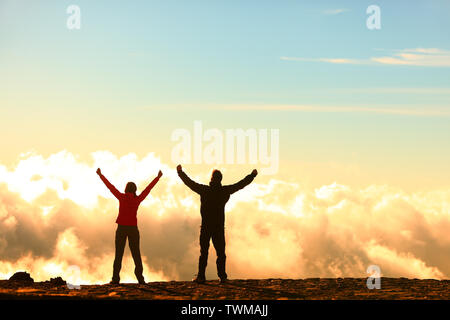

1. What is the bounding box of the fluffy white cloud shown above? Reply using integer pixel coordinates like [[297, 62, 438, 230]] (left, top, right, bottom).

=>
[[0, 151, 449, 283]]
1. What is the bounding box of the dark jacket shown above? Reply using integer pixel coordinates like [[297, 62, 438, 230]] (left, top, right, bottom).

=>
[[178, 170, 256, 228]]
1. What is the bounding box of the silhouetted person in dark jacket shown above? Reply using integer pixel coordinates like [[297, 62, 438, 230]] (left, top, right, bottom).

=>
[[97, 168, 162, 285], [177, 165, 257, 283]]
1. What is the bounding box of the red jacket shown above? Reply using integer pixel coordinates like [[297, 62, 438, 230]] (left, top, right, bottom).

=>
[[99, 174, 160, 226]]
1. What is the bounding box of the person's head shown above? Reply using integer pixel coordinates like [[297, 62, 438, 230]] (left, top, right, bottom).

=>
[[125, 182, 137, 196], [210, 169, 222, 185]]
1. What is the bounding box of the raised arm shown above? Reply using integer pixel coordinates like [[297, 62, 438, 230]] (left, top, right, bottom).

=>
[[177, 165, 206, 194], [137, 170, 163, 203], [97, 168, 122, 199], [225, 169, 258, 195]]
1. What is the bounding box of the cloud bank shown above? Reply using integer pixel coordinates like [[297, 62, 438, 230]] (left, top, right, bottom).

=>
[[0, 151, 449, 283], [281, 48, 450, 67], [217, 104, 450, 117], [323, 9, 349, 15]]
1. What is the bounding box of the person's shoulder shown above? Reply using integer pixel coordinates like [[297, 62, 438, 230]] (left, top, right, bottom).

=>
[[215, 186, 227, 192], [118, 192, 131, 200]]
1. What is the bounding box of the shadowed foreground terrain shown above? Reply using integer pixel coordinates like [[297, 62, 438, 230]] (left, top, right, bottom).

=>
[[0, 277, 449, 300]]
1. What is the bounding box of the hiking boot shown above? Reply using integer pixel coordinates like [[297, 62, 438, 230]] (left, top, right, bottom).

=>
[[219, 277, 228, 284], [193, 274, 206, 284]]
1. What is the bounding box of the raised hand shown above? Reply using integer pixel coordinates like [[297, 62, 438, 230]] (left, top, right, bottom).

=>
[[96, 168, 102, 176], [251, 169, 258, 177], [157, 170, 163, 178], [177, 164, 182, 173]]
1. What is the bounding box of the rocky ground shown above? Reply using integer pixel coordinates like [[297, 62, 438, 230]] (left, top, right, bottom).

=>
[[0, 275, 449, 300]]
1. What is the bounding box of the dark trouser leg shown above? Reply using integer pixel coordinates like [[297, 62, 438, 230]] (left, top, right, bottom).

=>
[[128, 226, 144, 282], [112, 225, 127, 282], [212, 228, 227, 279], [198, 227, 211, 278]]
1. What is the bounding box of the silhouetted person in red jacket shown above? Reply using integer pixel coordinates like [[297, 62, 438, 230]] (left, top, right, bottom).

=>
[[97, 168, 162, 285], [177, 165, 257, 284]]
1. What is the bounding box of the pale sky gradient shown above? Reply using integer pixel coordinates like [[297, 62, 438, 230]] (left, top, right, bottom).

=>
[[1, 0, 450, 190], [1, 1, 449, 190]]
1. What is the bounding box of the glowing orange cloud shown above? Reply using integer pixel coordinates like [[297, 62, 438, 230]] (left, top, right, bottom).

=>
[[0, 151, 449, 283]]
